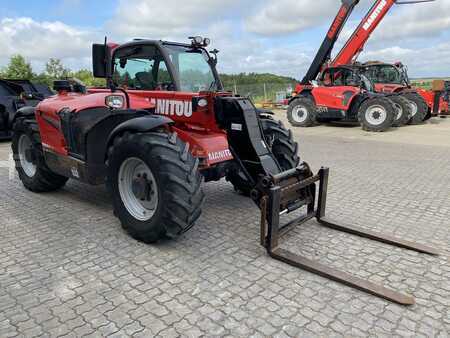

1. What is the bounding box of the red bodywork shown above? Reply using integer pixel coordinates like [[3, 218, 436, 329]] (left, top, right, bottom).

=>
[[294, 83, 360, 112], [35, 89, 234, 168]]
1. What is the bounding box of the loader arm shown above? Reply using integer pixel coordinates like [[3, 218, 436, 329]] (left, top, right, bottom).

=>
[[332, 0, 435, 67], [301, 0, 360, 85]]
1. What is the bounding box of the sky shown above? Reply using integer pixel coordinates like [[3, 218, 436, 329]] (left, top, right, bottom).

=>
[[0, 0, 449, 80]]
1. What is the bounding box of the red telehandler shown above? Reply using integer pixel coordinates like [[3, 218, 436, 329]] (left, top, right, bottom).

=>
[[12, 37, 438, 305], [331, 0, 443, 123], [287, 0, 406, 131]]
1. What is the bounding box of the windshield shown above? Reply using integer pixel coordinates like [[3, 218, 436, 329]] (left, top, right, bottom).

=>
[[164, 44, 218, 92], [363, 65, 404, 85]]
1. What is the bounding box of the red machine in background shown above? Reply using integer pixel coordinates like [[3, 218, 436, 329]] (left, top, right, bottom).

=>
[[287, 0, 406, 131], [287, 0, 443, 130], [330, 0, 446, 121]]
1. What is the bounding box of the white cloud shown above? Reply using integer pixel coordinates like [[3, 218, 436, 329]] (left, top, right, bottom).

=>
[[369, 1, 450, 41], [0, 17, 96, 71], [245, 0, 340, 36], [110, 0, 242, 39], [0, 1, 449, 79]]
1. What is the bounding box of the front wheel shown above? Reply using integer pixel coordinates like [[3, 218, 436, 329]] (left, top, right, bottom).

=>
[[107, 131, 205, 243], [227, 117, 299, 195], [287, 97, 317, 127], [358, 98, 396, 132]]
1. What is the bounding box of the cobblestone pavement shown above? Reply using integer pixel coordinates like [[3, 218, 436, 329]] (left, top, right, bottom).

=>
[[1, 122, 450, 337]]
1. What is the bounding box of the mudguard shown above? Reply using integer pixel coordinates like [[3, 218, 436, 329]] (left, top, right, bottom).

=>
[[107, 115, 174, 146], [12, 106, 36, 125]]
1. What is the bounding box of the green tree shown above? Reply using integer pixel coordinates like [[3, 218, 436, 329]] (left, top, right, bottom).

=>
[[45, 58, 70, 79], [1, 54, 34, 79], [70, 69, 105, 87]]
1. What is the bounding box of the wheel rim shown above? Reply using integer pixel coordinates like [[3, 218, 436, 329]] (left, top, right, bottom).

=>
[[409, 101, 418, 117], [118, 158, 158, 221], [18, 134, 37, 177], [365, 105, 387, 126], [291, 105, 309, 123], [393, 103, 403, 121]]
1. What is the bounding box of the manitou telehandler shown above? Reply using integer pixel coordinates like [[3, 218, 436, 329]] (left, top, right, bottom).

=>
[[330, 0, 440, 123], [287, 0, 405, 131], [12, 37, 438, 305], [0, 79, 52, 139], [287, 0, 436, 130]]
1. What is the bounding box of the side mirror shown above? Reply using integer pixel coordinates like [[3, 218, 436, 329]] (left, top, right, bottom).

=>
[[92, 43, 111, 78]]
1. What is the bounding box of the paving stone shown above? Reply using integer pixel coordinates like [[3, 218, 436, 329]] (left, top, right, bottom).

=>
[[1, 125, 449, 337]]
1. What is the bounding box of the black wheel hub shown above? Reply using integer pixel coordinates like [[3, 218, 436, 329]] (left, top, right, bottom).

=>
[[131, 174, 153, 201]]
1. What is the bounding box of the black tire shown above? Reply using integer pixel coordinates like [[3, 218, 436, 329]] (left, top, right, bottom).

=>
[[390, 95, 412, 127], [227, 117, 299, 195], [287, 97, 317, 127], [403, 92, 428, 125], [11, 118, 68, 192], [106, 131, 205, 243], [358, 97, 396, 132]]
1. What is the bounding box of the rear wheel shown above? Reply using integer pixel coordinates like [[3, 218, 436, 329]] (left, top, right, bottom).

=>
[[227, 117, 299, 195], [12, 118, 68, 192], [390, 95, 412, 127], [107, 131, 204, 243], [358, 98, 396, 132], [403, 92, 428, 125], [287, 97, 317, 127]]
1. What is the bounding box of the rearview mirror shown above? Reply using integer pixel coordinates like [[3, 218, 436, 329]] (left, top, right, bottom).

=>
[[92, 43, 111, 78]]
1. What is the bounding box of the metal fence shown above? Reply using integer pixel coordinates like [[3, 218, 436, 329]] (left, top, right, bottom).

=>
[[223, 83, 295, 104]]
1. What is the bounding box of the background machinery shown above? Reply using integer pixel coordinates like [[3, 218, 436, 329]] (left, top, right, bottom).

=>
[[287, 0, 401, 131], [287, 0, 437, 129], [0, 79, 52, 140], [330, 0, 439, 123], [11, 37, 438, 305]]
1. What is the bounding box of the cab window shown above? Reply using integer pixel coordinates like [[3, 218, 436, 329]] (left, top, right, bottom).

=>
[[113, 45, 174, 91]]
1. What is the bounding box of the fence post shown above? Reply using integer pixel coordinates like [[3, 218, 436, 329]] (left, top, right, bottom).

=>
[[264, 83, 267, 102]]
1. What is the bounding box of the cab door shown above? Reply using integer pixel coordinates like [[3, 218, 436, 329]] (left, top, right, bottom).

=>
[[313, 68, 359, 111]]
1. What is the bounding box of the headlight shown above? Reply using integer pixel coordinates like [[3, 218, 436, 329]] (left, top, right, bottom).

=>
[[105, 95, 124, 109], [197, 98, 208, 107], [203, 38, 210, 46]]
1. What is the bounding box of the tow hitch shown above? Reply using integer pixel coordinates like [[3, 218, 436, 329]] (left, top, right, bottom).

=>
[[254, 165, 439, 305]]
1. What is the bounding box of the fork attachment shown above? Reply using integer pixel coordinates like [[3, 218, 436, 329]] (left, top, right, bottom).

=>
[[254, 166, 438, 305]]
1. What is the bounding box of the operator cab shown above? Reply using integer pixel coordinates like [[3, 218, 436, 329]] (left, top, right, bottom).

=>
[[93, 37, 223, 93], [320, 66, 374, 92], [360, 63, 409, 86]]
